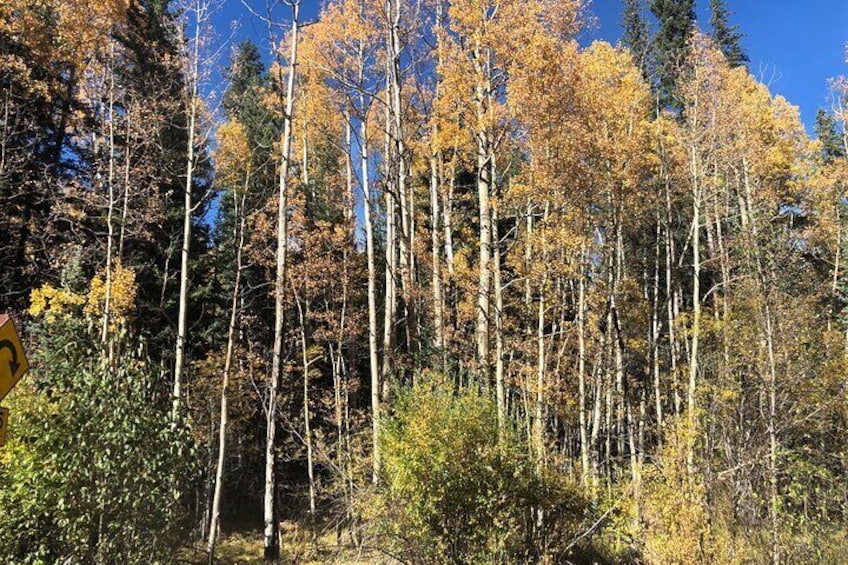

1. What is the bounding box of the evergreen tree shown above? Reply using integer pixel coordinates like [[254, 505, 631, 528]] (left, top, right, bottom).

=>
[[650, 0, 696, 108], [815, 108, 846, 163], [709, 0, 748, 67], [622, 0, 651, 79]]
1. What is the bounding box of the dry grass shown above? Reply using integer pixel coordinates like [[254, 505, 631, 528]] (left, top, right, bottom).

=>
[[184, 521, 389, 565]]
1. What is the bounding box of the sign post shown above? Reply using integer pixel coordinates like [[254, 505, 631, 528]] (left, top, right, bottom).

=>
[[0, 407, 8, 447]]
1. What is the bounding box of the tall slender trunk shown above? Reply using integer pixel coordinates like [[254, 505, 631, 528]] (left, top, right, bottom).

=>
[[360, 90, 381, 483], [388, 0, 414, 358], [265, 5, 299, 561], [294, 290, 316, 520], [578, 248, 590, 483], [830, 205, 841, 333], [535, 275, 546, 466], [174, 11, 202, 421], [119, 106, 132, 261], [742, 156, 780, 565], [207, 188, 247, 562], [474, 39, 492, 380], [688, 145, 701, 470], [102, 43, 116, 349], [430, 153, 444, 352], [534, 202, 550, 467], [662, 146, 682, 418], [651, 215, 663, 438], [382, 63, 397, 402], [493, 206, 505, 432]]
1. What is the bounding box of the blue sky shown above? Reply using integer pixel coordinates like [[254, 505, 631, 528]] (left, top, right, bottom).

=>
[[214, 0, 848, 133], [586, 0, 848, 132]]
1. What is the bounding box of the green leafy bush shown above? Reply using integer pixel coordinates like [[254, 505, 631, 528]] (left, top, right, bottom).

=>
[[366, 380, 600, 564], [0, 319, 198, 564]]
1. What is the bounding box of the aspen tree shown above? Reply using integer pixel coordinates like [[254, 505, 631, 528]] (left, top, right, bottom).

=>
[[265, 2, 300, 560], [206, 119, 251, 562]]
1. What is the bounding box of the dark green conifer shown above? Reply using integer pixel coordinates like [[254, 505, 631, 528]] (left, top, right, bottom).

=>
[[650, 0, 696, 109], [709, 0, 748, 67], [815, 108, 846, 163], [622, 0, 651, 79]]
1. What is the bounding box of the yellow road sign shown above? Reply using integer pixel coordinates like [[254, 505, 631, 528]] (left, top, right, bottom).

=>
[[0, 407, 8, 447], [0, 314, 28, 403]]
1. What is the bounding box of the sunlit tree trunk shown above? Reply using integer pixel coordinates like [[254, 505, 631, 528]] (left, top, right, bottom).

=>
[[207, 186, 247, 563], [174, 7, 203, 421], [382, 62, 397, 402], [430, 153, 444, 353], [473, 38, 492, 381], [265, 3, 299, 560], [118, 104, 132, 262], [493, 206, 505, 432], [293, 288, 316, 522], [359, 86, 381, 483], [578, 247, 590, 483], [102, 43, 116, 350], [688, 144, 702, 471]]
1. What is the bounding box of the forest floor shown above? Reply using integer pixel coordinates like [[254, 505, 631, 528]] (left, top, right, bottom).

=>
[[184, 521, 387, 564]]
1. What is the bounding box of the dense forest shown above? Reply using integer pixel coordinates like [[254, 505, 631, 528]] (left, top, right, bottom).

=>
[[2, 0, 848, 563]]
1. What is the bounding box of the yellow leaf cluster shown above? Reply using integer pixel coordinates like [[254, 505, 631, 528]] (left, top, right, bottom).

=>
[[85, 263, 138, 328], [215, 119, 252, 193], [28, 285, 86, 323]]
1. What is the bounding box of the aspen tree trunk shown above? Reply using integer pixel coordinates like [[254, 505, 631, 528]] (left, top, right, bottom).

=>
[[534, 203, 549, 466], [360, 90, 381, 483], [651, 216, 663, 436], [443, 154, 456, 279], [338, 115, 352, 505], [613, 216, 625, 459], [591, 339, 604, 492], [265, 4, 299, 560], [535, 274, 546, 465], [627, 397, 640, 523], [174, 10, 202, 421], [441, 154, 456, 367], [382, 64, 397, 402], [493, 206, 505, 432], [661, 144, 682, 418], [764, 300, 780, 565], [578, 248, 590, 484], [207, 188, 247, 563], [688, 145, 702, 470], [473, 39, 492, 381], [387, 0, 414, 356], [431, 0, 446, 358], [119, 107, 132, 261], [430, 154, 444, 351], [102, 44, 116, 349], [0, 88, 8, 175], [603, 205, 617, 476], [829, 205, 841, 333], [294, 290, 316, 521], [742, 157, 780, 565], [714, 187, 731, 381]]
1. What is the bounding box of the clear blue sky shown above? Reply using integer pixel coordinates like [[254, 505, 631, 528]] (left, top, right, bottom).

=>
[[214, 0, 848, 134], [585, 0, 848, 132]]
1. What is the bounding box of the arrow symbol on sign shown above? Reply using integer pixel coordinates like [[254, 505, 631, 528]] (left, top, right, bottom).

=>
[[0, 340, 20, 376]]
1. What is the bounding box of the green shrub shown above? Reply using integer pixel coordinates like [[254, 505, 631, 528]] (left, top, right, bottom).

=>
[[366, 380, 599, 564], [0, 319, 198, 564]]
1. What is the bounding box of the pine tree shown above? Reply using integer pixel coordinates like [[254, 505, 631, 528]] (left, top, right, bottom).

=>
[[815, 108, 846, 163], [622, 0, 650, 79], [650, 0, 695, 108], [709, 0, 748, 67]]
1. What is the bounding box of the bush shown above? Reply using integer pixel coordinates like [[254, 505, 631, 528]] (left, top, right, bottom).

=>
[[0, 318, 198, 564], [365, 380, 600, 564]]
